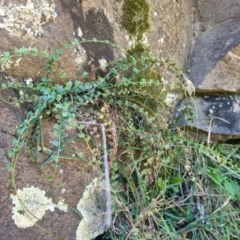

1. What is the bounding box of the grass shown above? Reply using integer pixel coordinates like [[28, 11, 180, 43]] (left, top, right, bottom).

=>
[[1, 38, 240, 239], [105, 131, 240, 240]]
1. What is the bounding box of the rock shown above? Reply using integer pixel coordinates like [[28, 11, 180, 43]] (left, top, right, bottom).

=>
[[188, 19, 240, 92], [0, 0, 192, 83], [174, 95, 240, 142], [76, 178, 108, 240], [198, 44, 240, 93], [179, 0, 240, 140], [188, 0, 240, 93], [0, 0, 198, 239]]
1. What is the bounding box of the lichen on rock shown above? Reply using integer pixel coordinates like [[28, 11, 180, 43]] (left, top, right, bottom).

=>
[[0, 0, 57, 41], [10, 186, 67, 228], [76, 178, 109, 240]]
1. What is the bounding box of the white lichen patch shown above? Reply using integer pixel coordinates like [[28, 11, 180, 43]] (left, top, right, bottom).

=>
[[1, 58, 13, 71], [25, 77, 33, 85], [77, 27, 83, 38], [182, 74, 195, 96], [0, 0, 57, 41], [233, 101, 240, 113], [10, 186, 68, 228], [74, 45, 86, 70], [165, 93, 179, 105], [56, 199, 68, 212], [76, 178, 108, 240], [98, 58, 108, 71]]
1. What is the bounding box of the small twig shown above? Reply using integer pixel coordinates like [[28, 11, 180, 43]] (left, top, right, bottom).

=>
[[207, 117, 230, 145], [212, 196, 231, 214]]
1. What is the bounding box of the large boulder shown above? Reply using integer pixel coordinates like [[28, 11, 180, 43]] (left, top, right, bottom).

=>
[[174, 95, 240, 142], [188, 0, 240, 93], [181, 0, 240, 140]]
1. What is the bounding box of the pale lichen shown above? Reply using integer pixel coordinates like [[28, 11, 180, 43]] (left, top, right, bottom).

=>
[[74, 44, 86, 70], [98, 58, 108, 71], [0, 58, 13, 71], [10, 186, 68, 228], [76, 178, 109, 240], [0, 0, 57, 41], [165, 93, 180, 105]]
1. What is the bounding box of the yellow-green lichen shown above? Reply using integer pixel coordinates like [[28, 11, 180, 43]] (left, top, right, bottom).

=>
[[121, 0, 150, 40]]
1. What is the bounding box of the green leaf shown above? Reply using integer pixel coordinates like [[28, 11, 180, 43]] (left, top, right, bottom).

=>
[[72, 39, 79, 44], [207, 169, 222, 186], [223, 179, 240, 199], [42, 153, 58, 167], [14, 48, 20, 56], [20, 47, 29, 54], [169, 177, 183, 184], [53, 123, 60, 130], [50, 54, 59, 61], [7, 163, 14, 171], [4, 51, 11, 59], [133, 67, 139, 73], [7, 150, 13, 158], [62, 111, 68, 117], [46, 175, 53, 181], [31, 47, 38, 56], [56, 48, 64, 55], [42, 50, 49, 58], [41, 77, 51, 82], [52, 140, 59, 147], [63, 43, 71, 49], [82, 71, 89, 77], [56, 85, 64, 94], [65, 81, 73, 89], [1, 83, 7, 88], [60, 72, 67, 78]]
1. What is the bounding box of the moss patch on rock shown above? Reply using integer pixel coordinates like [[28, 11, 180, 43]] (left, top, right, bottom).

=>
[[121, 0, 150, 40], [127, 41, 150, 56]]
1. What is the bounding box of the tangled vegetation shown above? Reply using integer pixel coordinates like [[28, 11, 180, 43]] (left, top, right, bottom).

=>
[[1, 0, 239, 239], [1, 37, 240, 240]]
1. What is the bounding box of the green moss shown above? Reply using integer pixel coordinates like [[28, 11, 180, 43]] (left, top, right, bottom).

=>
[[127, 42, 150, 56], [121, 0, 150, 40]]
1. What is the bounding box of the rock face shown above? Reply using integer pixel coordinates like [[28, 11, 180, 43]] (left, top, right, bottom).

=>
[[0, 0, 193, 239], [177, 0, 240, 140], [188, 0, 240, 93], [0, 0, 192, 82], [1, 0, 240, 238], [174, 96, 240, 142]]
